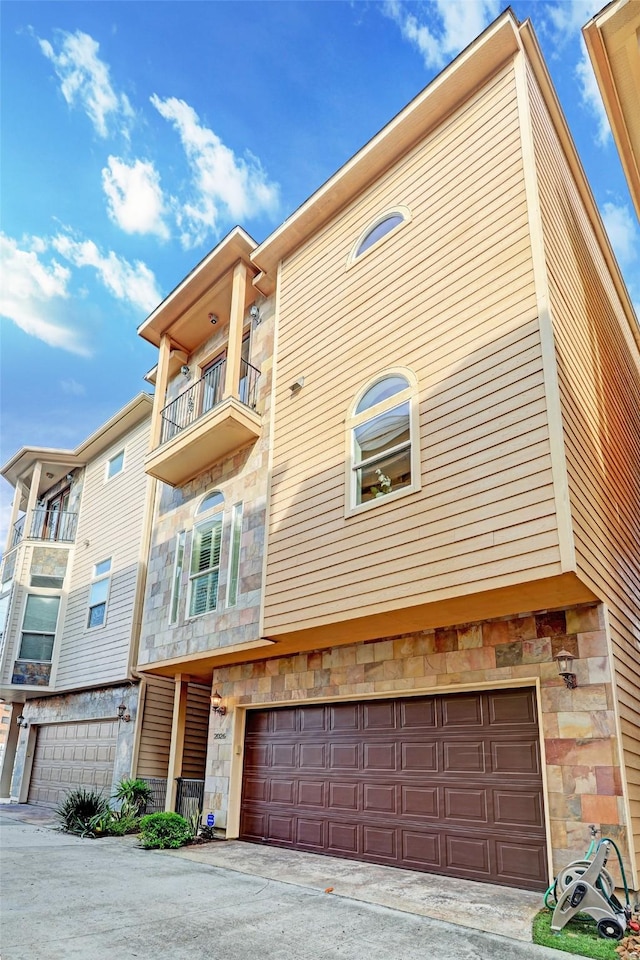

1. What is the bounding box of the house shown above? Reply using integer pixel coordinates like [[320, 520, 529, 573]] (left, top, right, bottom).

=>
[[0, 394, 155, 805], [583, 0, 640, 221], [134, 8, 640, 895]]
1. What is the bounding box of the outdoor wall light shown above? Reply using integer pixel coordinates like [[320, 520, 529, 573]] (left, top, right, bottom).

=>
[[554, 650, 578, 689], [210, 691, 227, 716], [117, 701, 131, 722], [16, 714, 28, 728], [250, 304, 262, 325], [180, 364, 191, 379]]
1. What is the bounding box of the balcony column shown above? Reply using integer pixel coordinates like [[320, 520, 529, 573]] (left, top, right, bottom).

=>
[[164, 673, 189, 812], [24, 463, 42, 539], [223, 260, 247, 400], [4, 479, 25, 553], [150, 333, 173, 450]]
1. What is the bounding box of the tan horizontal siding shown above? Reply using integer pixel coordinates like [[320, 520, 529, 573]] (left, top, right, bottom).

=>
[[55, 418, 151, 688], [528, 63, 640, 880], [264, 61, 561, 637], [182, 684, 209, 780], [136, 676, 174, 778]]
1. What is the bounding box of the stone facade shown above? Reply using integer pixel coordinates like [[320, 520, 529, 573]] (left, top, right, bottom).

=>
[[138, 301, 274, 667], [204, 602, 630, 882]]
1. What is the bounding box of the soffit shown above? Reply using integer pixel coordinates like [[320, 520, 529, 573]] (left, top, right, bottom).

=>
[[138, 227, 259, 352]]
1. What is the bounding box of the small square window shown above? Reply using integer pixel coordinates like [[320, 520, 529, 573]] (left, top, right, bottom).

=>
[[106, 450, 125, 480]]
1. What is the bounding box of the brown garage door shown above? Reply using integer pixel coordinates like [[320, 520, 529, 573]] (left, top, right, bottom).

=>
[[28, 720, 118, 806], [240, 688, 548, 890]]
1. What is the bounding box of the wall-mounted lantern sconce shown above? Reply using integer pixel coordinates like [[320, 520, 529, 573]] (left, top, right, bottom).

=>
[[554, 650, 578, 689], [16, 714, 28, 728], [208, 313, 218, 325], [180, 364, 191, 379], [117, 701, 131, 722], [210, 691, 227, 716], [250, 304, 262, 325]]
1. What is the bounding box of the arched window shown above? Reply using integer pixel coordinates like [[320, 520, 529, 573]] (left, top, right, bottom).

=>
[[350, 207, 410, 264], [189, 490, 224, 617], [347, 372, 420, 511]]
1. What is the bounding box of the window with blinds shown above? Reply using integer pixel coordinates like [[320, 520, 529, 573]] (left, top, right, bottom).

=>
[[189, 514, 223, 617]]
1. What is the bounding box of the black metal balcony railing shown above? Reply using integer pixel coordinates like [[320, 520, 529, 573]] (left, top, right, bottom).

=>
[[11, 509, 77, 547], [160, 358, 260, 445]]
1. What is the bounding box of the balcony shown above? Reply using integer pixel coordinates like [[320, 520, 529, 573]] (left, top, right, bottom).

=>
[[145, 358, 262, 487], [11, 508, 78, 548]]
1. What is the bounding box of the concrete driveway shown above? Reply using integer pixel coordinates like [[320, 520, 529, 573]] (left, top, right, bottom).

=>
[[0, 811, 565, 960]]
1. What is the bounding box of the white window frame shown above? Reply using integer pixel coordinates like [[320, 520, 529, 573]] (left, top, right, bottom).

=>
[[347, 205, 412, 268], [187, 493, 225, 620], [17, 592, 61, 663], [345, 368, 421, 517], [105, 449, 125, 481], [169, 530, 186, 625], [86, 558, 112, 630], [226, 502, 244, 608]]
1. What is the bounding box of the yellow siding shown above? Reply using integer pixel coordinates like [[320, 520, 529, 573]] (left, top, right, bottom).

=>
[[264, 62, 560, 635], [56, 417, 152, 688], [528, 63, 640, 871]]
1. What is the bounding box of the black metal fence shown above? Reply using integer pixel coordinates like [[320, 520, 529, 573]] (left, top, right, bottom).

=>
[[141, 777, 168, 814], [175, 778, 205, 821]]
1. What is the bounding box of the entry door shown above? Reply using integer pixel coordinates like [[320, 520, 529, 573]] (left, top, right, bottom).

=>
[[202, 352, 226, 413], [44, 488, 70, 541]]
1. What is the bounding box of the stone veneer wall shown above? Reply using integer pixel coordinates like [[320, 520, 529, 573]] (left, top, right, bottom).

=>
[[205, 602, 632, 883], [138, 304, 274, 666]]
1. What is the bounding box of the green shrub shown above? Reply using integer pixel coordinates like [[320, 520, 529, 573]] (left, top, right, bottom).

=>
[[112, 777, 153, 816], [105, 812, 140, 836], [139, 812, 193, 849], [55, 788, 110, 837]]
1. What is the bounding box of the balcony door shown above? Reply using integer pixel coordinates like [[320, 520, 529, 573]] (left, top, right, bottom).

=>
[[202, 351, 226, 414], [43, 487, 70, 541]]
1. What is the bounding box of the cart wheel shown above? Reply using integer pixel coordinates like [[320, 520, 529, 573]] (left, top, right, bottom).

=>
[[597, 919, 624, 940]]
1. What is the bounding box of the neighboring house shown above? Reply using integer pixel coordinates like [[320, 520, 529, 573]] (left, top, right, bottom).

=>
[[583, 0, 640, 221], [0, 394, 155, 805], [134, 230, 275, 814], [135, 10, 640, 895]]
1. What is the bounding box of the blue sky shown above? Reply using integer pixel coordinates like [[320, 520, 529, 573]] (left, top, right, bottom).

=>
[[1, 0, 639, 542]]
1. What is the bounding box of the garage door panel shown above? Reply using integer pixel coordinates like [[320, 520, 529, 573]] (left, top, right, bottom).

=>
[[240, 690, 548, 890], [363, 742, 396, 771], [491, 739, 540, 775], [443, 740, 485, 773], [272, 709, 297, 733], [28, 719, 118, 807], [401, 742, 437, 771]]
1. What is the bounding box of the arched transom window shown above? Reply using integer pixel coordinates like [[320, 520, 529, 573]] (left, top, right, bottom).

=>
[[347, 372, 420, 512], [350, 206, 410, 264]]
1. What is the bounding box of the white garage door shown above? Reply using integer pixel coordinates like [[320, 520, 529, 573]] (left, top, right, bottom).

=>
[[28, 720, 119, 806]]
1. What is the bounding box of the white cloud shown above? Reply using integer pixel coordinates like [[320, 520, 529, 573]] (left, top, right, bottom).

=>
[[60, 379, 86, 396], [150, 94, 279, 247], [0, 234, 90, 355], [37, 29, 133, 137], [102, 156, 170, 238], [576, 42, 611, 147], [383, 0, 500, 70], [545, 1, 599, 38], [51, 235, 161, 312], [601, 201, 639, 267]]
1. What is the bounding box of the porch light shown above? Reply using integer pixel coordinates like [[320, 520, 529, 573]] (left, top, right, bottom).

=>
[[117, 701, 131, 722], [210, 691, 227, 716], [554, 650, 578, 689], [16, 714, 28, 728]]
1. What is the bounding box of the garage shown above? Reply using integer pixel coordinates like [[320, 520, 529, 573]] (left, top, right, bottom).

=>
[[240, 688, 548, 890], [28, 720, 119, 806]]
